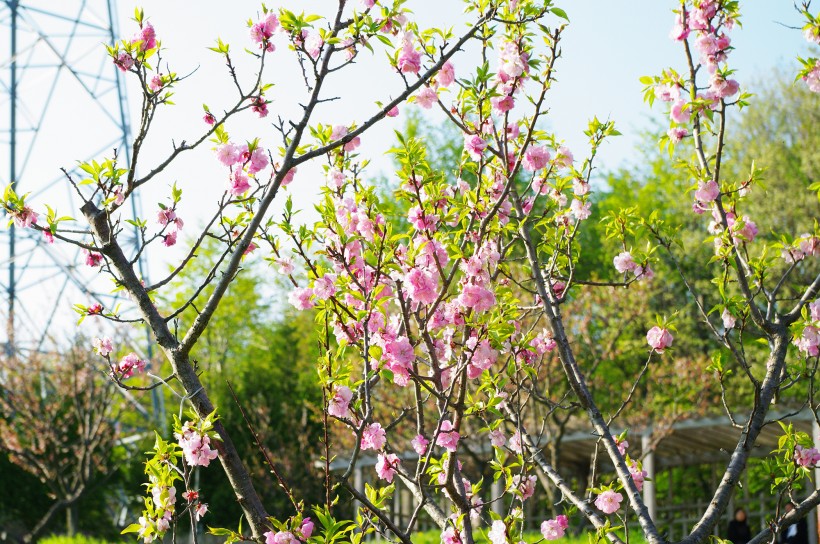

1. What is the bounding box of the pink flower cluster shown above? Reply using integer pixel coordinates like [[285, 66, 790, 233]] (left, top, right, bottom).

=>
[[176, 422, 219, 467], [83, 248, 104, 267], [250, 12, 279, 52], [327, 385, 353, 417], [783, 234, 820, 264], [646, 326, 674, 353], [375, 452, 400, 482], [794, 445, 820, 468], [157, 207, 184, 247], [132, 22, 157, 52], [263, 519, 313, 544], [540, 515, 569, 540], [215, 142, 271, 196], [613, 251, 653, 280], [116, 352, 146, 379], [397, 32, 421, 74], [628, 459, 648, 492], [794, 299, 820, 357], [10, 205, 38, 229], [595, 489, 623, 515]]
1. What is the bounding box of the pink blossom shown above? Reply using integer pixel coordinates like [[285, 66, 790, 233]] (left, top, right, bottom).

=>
[[709, 74, 739, 99], [442, 527, 462, 544], [404, 267, 439, 305], [436, 420, 460, 452], [328, 385, 353, 417], [655, 82, 681, 102], [117, 352, 146, 379], [229, 170, 252, 196], [464, 135, 487, 160], [508, 430, 523, 454], [457, 283, 496, 313], [523, 145, 550, 171], [415, 86, 438, 109], [615, 437, 629, 456], [488, 521, 507, 544], [411, 434, 429, 455], [133, 23, 157, 52], [313, 274, 337, 300], [490, 429, 506, 448], [669, 11, 690, 41], [513, 474, 536, 501], [803, 61, 820, 93], [397, 41, 421, 74], [216, 143, 242, 166], [93, 336, 113, 356], [83, 249, 104, 267], [250, 13, 279, 51], [569, 199, 591, 221], [281, 167, 297, 186], [195, 503, 208, 521], [407, 206, 437, 231], [203, 112, 216, 125], [800, 235, 820, 257], [541, 516, 569, 540], [628, 459, 648, 492], [491, 94, 515, 114], [668, 127, 688, 143], [157, 208, 177, 228], [555, 146, 574, 168], [805, 25, 820, 45], [265, 531, 298, 544], [43, 230, 54, 244], [300, 518, 314, 540], [386, 105, 399, 117], [375, 453, 400, 482], [149, 75, 163, 92], [251, 96, 269, 117], [646, 326, 674, 353], [613, 251, 637, 274], [248, 146, 269, 174], [114, 51, 134, 72], [670, 99, 691, 124], [288, 287, 315, 310], [794, 445, 820, 468], [361, 422, 387, 451], [12, 206, 38, 228], [498, 41, 527, 79], [721, 309, 737, 329], [694, 180, 719, 203], [595, 489, 623, 514], [162, 231, 178, 247], [438, 61, 455, 87], [86, 303, 103, 316]]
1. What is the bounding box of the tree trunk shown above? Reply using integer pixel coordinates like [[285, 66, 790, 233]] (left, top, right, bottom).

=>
[[66, 503, 78, 536]]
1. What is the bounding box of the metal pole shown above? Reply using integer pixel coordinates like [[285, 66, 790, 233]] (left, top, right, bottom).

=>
[[7, 0, 19, 358], [106, 0, 165, 425]]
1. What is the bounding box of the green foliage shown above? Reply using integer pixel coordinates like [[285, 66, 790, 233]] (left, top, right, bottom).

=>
[[162, 239, 325, 525], [40, 536, 119, 544]]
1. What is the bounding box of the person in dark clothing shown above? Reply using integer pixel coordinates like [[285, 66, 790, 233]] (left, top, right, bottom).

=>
[[728, 507, 752, 544], [780, 502, 809, 544]]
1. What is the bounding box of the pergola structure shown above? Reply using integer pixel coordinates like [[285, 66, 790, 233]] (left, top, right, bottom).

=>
[[332, 410, 819, 542]]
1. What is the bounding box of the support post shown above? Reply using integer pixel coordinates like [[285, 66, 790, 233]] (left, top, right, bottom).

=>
[[642, 427, 656, 523], [6, 0, 19, 358]]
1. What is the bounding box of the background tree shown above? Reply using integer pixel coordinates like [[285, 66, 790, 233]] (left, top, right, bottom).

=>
[[0, 342, 127, 542]]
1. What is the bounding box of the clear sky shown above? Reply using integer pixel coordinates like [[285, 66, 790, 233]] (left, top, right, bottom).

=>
[[109, 1, 810, 226], [0, 0, 812, 349]]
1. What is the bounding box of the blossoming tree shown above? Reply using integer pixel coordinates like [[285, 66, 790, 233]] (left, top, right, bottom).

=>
[[2, 1, 820, 544]]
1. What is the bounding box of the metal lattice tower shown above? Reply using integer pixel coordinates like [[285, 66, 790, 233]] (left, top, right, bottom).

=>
[[0, 0, 145, 358]]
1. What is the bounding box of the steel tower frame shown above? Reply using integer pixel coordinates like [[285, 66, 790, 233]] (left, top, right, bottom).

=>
[[1, 0, 145, 355]]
